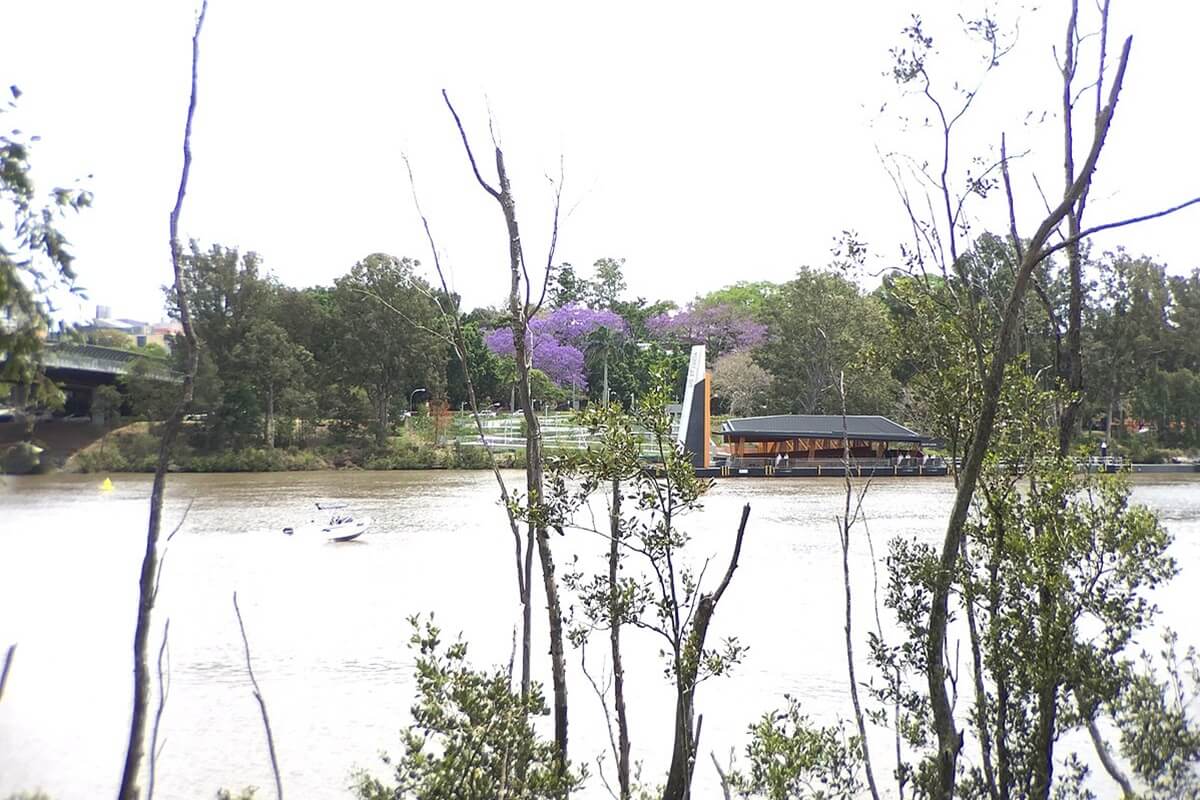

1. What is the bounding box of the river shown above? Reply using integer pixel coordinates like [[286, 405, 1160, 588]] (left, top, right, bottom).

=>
[[1, 471, 1198, 799]]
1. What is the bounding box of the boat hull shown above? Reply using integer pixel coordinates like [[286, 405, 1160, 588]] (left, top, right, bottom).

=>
[[282, 516, 372, 542]]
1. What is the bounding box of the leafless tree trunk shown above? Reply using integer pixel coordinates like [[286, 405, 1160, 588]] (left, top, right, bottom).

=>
[[443, 91, 570, 775], [662, 504, 750, 800], [117, 3, 206, 797]]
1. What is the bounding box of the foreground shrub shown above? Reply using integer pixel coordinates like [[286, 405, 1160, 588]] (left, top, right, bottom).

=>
[[351, 617, 581, 800]]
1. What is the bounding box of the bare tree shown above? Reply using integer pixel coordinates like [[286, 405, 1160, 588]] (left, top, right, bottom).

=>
[[117, 3, 206, 797], [442, 91, 571, 775]]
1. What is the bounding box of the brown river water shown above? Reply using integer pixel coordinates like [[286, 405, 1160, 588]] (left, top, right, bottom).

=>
[[1, 471, 1198, 799]]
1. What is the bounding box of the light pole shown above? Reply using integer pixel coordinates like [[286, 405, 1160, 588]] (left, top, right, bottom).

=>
[[410, 387, 427, 414]]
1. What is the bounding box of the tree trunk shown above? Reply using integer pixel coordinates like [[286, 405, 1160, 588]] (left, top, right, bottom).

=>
[[663, 611, 702, 800], [497, 141, 570, 775], [444, 88, 570, 781], [663, 505, 750, 800], [610, 477, 631, 800], [117, 4, 206, 795], [266, 383, 275, 450], [1058, 0, 1085, 459], [376, 392, 389, 447], [925, 37, 1131, 799], [603, 355, 609, 408]]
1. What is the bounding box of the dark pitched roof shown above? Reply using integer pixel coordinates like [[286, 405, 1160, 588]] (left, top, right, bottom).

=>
[[721, 414, 930, 443]]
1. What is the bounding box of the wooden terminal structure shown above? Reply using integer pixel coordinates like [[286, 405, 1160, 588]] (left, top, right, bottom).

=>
[[710, 414, 946, 477]]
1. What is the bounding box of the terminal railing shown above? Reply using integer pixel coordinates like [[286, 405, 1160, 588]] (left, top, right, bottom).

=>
[[723, 455, 945, 470]]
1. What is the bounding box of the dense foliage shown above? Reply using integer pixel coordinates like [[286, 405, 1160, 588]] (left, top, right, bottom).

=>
[[1, 86, 89, 402], [32, 224, 1189, 468]]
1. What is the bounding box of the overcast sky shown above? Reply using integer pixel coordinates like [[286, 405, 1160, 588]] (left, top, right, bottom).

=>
[[2, 1, 1197, 324]]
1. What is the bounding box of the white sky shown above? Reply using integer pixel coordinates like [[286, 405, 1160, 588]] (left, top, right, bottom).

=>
[[2, 1, 1197, 324]]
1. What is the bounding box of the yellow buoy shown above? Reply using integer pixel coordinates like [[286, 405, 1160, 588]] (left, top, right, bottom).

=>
[[101, 477, 114, 492]]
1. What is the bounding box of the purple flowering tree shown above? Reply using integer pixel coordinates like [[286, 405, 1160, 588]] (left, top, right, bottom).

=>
[[540, 304, 627, 345], [647, 303, 766, 360], [484, 326, 586, 401], [544, 305, 628, 406], [485, 304, 628, 407]]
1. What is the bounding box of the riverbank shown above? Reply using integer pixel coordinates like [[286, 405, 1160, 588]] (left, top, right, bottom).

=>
[[7, 418, 1199, 476], [62, 424, 513, 473]]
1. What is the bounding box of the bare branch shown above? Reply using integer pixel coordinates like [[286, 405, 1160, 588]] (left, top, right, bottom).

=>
[[233, 592, 284, 800], [0, 644, 14, 703], [442, 90, 500, 199], [531, 158, 565, 318], [711, 751, 733, 800], [1000, 134, 1024, 264], [1036, 196, 1200, 265], [153, 498, 195, 605], [579, 641, 620, 778], [1085, 715, 1135, 798], [710, 504, 750, 608]]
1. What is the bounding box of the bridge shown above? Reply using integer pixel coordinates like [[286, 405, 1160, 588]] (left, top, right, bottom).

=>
[[3, 343, 174, 416]]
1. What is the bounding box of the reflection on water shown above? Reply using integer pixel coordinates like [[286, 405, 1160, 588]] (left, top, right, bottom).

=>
[[1, 471, 1197, 799]]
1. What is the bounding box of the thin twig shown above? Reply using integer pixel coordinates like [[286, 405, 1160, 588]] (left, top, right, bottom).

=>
[[153, 498, 195, 605], [233, 592, 283, 800], [711, 750, 733, 800], [0, 644, 14, 703], [579, 641, 619, 776]]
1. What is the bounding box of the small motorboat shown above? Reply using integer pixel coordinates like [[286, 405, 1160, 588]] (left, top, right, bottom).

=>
[[282, 501, 372, 542]]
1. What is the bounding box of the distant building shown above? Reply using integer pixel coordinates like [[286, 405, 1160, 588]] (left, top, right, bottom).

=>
[[73, 306, 181, 350]]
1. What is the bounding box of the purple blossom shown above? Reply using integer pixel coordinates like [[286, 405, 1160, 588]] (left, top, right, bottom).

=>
[[646, 303, 766, 357], [484, 326, 588, 388], [538, 304, 627, 344]]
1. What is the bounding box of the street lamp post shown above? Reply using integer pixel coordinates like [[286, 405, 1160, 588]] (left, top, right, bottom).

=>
[[410, 387, 427, 414]]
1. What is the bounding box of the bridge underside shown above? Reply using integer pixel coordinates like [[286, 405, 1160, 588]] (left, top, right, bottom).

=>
[[43, 366, 120, 416]]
